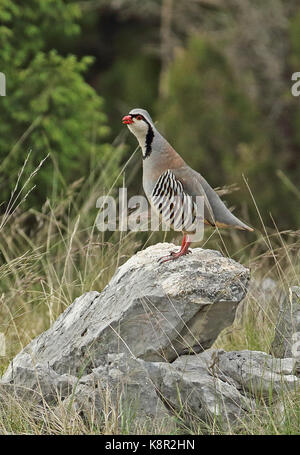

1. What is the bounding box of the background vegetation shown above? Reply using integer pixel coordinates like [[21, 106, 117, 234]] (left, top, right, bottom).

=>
[[0, 0, 299, 435]]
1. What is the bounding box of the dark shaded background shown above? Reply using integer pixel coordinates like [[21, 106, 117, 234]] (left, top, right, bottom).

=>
[[1, 0, 300, 230]]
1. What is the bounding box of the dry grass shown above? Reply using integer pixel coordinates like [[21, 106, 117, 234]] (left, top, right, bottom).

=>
[[0, 152, 299, 434]]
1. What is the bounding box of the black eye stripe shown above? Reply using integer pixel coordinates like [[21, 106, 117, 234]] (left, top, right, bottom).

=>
[[131, 114, 144, 120]]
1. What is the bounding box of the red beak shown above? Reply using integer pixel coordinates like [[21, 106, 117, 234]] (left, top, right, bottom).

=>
[[122, 115, 134, 125]]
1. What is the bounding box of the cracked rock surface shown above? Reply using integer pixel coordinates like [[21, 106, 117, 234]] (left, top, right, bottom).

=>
[[1, 243, 298, 429], [2, 243, 250, 378]]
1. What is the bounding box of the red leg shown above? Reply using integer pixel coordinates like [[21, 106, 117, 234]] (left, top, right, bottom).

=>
[[158, 235, 187, 262], [158, 235, 192, 264], [180, 234, 187, 250]]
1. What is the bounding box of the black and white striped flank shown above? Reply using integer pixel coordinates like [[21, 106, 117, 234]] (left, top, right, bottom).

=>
[[151, 170, 200, 232]]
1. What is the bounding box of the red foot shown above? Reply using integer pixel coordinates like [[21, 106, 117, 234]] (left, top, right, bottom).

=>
[[158, 235, 192, 264]]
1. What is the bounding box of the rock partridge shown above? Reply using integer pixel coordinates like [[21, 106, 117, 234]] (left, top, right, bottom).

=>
[[122, 108, 253, 263]]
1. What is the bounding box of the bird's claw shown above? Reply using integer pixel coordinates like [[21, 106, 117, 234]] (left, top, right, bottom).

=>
[[157, 251, 176, 263], [157, 248, 192, 265]]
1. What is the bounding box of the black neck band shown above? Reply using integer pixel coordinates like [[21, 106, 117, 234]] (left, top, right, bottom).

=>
[[143, 123, 154, 159]]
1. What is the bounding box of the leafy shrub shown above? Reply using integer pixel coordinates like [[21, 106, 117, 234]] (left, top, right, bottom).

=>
[[0, 0, 111, 206]]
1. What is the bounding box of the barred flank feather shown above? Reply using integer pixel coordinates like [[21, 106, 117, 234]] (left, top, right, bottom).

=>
[[151, 170, 199, 232]]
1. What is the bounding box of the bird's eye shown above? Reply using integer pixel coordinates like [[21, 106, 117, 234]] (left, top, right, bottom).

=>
[[136, 115, 143, 120]]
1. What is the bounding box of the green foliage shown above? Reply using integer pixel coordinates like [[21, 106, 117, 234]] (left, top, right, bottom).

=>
[[94, 17, 161, 134], [0, 0, 81, 64], [158, 38, 267, 179], [290, 10, 300, 68], [289, 11, 300, 149], [0, 0, 112, 206], [157, 36, 299, 229]]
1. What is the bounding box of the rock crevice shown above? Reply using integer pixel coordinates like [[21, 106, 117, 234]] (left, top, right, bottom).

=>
[[1, 244, 298, 429]]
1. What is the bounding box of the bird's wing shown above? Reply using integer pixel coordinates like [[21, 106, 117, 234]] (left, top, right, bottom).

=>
[[150, 169, 201, 232], [172, 165, 254, 232]]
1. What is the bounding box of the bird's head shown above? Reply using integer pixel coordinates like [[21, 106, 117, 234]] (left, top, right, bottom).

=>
[[122, 109, 156, 158], [122, 108, 154, 136]]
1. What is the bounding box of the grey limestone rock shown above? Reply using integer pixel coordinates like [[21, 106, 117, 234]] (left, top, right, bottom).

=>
[[2, 243, 250, 384]]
